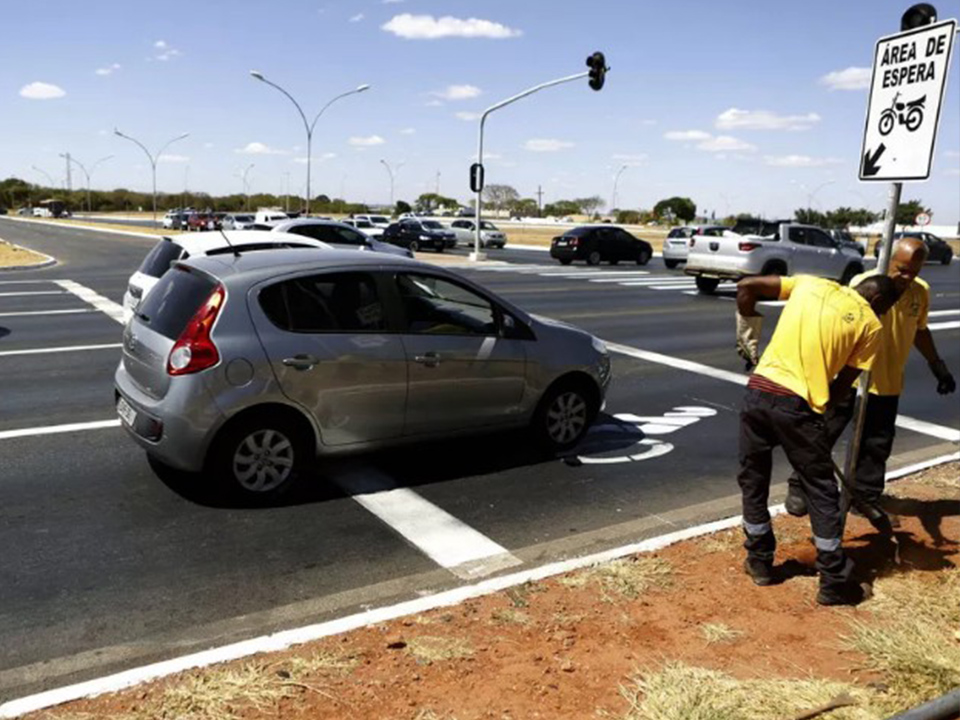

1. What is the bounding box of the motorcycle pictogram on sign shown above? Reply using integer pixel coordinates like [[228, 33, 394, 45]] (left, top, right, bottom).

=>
[[878, 92, 926, 135]]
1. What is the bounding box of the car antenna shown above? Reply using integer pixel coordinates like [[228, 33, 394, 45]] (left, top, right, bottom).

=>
[[217, 227, 242, 258]]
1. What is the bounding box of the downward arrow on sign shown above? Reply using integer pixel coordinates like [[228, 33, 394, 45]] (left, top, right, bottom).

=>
[[862, 143, 886, 177]]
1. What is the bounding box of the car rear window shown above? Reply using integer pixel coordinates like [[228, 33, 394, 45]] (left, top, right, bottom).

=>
[[136, 266, 217, 340], [138, 240, 185, 278]]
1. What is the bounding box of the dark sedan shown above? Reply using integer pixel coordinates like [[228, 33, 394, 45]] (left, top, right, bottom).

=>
[[873, 231, 954, 265], [550, 226, 652, 266]]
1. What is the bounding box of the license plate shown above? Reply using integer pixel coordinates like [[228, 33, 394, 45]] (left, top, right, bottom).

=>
[[117, 396, 137, 427]]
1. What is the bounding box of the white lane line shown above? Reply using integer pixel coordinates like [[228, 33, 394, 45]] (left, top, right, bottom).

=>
[[0, 279, 53, 285], [928, 320, 960, 331], [550, 271, 651, 279], [0, 309, 97, 318], [650, 284, 699, 290], [53, 280, 126, 325], [0, 419, 120, 441], [928, 309, 960, 317], [332, 468, 522, 580], [606, 340, 960, 441], [0, 343, 122, 358], [0, 291, 67, 297], [4, 448, 955, 720], [590, 276, 674, 284]]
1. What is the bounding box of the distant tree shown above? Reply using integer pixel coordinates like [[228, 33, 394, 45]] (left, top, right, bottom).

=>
[[895, 198, 930, 226], [576, 196, 605, 215], [482, 184, 519, 216], [543, 200, 581, 217], [653, 197, 696, 223], [415, 192, 459, 214], [795, 208, 828, 226], [395, 200, 412, 215], [509, 198, 539, 217], [616, 210, 641, 225]]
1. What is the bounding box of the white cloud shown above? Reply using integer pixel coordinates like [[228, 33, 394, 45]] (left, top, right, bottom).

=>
[[95, 63, 121, 76], [455, 111, 481, 121], [154, 40, 167, 49], [819, 67, 871, 91], [697, 135, 757, 152], [383, 0, 404, 3], [235, 142, 288, 155], [425, 99, 443, 107], [764, 155, 843, 168], [399, 127, 416, 135], [612, 153, 648, 164], [715, 108, 820, 131], [349, 13, 364, 22], [152, 40, 181, 61], [348, 135, 386, 147], [523, 138, 574, 152], [432, 84, 482, 100], [664, 130, 711, 141], [19, 82, 66, 100], [203, 142, 214, 149], [158, 154, 190, 163], [945, 150, 960, 159], [382, 14, 522, 39], [293, 152, 336, 164]]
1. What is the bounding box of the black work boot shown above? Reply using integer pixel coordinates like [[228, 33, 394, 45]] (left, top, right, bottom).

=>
[[784, 486, 808, 517], [816, 582, 869, 607], [743, 557, 776, 586]]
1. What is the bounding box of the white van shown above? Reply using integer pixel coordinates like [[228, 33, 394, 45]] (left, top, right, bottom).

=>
[[254, 209, 290, 226]]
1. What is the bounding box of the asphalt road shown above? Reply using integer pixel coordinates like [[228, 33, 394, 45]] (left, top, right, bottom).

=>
[[1, 218, 957, 701]]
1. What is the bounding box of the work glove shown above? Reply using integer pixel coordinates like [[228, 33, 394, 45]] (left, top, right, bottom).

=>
[[736, 312, 763, 371], [930, 359, 957, 395]]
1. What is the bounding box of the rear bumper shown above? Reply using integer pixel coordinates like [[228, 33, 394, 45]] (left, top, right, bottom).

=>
[[684, 253, 759, 279], [662, 243, 689, 261], [549, 246, 580, 261]]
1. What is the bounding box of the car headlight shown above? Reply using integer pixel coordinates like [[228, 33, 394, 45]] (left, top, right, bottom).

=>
[[420, 234, 432, 240], [591, 336, 608, 355]]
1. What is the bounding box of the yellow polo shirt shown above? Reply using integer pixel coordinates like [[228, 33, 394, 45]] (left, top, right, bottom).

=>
[[849, 271, 929, 396], [754, 276, 883, 413]]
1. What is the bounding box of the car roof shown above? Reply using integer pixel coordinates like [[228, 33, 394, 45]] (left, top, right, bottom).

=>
[[269, 218, 360, 232], [162, 229, 327, 254]]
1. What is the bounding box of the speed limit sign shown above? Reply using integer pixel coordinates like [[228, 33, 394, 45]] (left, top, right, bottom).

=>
[[915, 212, 931, 226]]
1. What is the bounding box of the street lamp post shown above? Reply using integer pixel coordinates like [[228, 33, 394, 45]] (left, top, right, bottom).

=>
[[60, 154, 113, 213], [379, 159, 404, 209], [250, 71, 369, 215], [611, 164, 628, 216], [113, 129, 189, 227], [239, 163, 255, 210], [472, 63, 606, 261], [803, 180, 836, 210], [31, 165, 57, 189]]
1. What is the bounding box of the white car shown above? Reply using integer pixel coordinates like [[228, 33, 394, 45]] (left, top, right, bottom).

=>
[[351, 213, 391, 230], [122, 230, 331, 319], [254, 209, 290, 226], [341, 218, 384, 237], [447, 219, 507, 249], [662, 226, 727, 269], [221, 213, 257, 230]]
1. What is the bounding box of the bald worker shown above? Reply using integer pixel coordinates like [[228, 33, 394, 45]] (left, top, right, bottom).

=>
[[785, 236, 956, 529]]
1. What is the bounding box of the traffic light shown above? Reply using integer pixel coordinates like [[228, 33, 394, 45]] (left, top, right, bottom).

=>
[[586, 51, 607, 91], [901, 3, 937, 30], [469, 163, 484, 193]]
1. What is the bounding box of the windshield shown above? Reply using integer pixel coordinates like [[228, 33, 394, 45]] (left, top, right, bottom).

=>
[[138, 240, 185, 278], [355, 220, 372, 228], [370, 216, 389, 224], [480, 221, 498, 230], [235, 215, 253, 222], [422, 221, 443, 229]]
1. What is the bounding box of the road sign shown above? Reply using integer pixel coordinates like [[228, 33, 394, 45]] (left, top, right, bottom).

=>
[[915, 212, 931, 226], [859, 19, 956, 182]]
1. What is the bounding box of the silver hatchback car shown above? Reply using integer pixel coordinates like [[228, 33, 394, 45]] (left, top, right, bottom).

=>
[[115, 250, 611, 500]]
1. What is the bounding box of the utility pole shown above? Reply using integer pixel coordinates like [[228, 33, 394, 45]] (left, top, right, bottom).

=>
[[436, 170, 441, 195], [63, 152, 72, 192], [536, 185, 544, 217]]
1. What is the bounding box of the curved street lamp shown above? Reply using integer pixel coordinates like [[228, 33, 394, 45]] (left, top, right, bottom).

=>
[[31, 165, 57, 189], [611, 164, 628, 215], [239, 163, 255, 210], [60, 154, 113, 213], [250, 71, 370, 215], [113, 129, 190, 226], [379, 159, 404, 209]]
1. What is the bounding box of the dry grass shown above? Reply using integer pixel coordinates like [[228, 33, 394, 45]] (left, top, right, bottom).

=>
[[490, 608, 532, 626], [0, 240, 48, 267], [845, 570, 960, 707], [700, 623, 745, 645], [406, 636, 475, 664], [694, 528, 742, 555], [886, 463, 960, 497], [412, 710, 461, 720], [561, 557, 673, 601], [618, 662, 880, 720]]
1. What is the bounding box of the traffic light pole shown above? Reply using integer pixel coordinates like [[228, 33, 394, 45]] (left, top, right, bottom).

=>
[[472, 70, 590, 261]]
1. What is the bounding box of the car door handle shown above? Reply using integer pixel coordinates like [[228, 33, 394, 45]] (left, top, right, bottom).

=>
[[414, 352, 441, 368], [282, 354, 320, 371]]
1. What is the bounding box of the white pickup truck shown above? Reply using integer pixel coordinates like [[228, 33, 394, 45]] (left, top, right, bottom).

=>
[[684, 220, 865, 294]]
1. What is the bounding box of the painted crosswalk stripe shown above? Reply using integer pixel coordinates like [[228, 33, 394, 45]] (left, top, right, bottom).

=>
[[332, 468, 522, 580], [53, 280, 126, 324], [928, 320, 960, 331], [0, 291, 67, 297], [649, 283, 698, 290], [0, 343, 122, 357], [0, 419, 121, 441], [0, 308, 97, 318], [928, 309, 960, 317]]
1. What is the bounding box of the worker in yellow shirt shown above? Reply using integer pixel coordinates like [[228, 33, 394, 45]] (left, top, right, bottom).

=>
[[784, 237, 956, 530], [735, 273, 898, 605]]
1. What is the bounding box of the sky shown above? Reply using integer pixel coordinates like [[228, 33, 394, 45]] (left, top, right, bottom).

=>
[[2, 0, 959, 222]]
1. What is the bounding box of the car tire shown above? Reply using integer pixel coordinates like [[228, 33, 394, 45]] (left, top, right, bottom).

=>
[[559, 259, 573, 266], [695, 276, 720, 294], [587, 251, 601, 266], [209, 414, 310, 503], [636, 249, 651, 266], [437, 245, 445, 253], [664, 259, 679, 269], [532, 379, 597, 454], [408, 240, 419, 252], [942, 253, 952, 266]]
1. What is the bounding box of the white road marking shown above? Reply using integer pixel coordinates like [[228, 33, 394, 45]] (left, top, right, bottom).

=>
[[0, 309, 97, 318], [0, 280, 54, 285], [0, 291, 67, 297], [4, 450, 955, 720], [53, 280, 126, 325], [0, 419, 121, 441], [649, 283, 699, 290], [927, 309, 960, 317], [928, 320, 960, 331], [331, 468, 522, 580], [548, 270, 650, 278], [0, 343, 122, 357], [606, 340, 960, 441]]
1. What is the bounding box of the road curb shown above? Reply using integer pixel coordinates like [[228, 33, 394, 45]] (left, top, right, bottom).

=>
[[0, 241, 57, 272], [1, 451, 956, 719]]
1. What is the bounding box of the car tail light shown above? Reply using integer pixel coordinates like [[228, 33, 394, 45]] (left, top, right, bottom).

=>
[[570, 238, 579, 246], [167, 284, 226, 376], [739, 242, 761, 252], [689, 238, 696, 247]]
